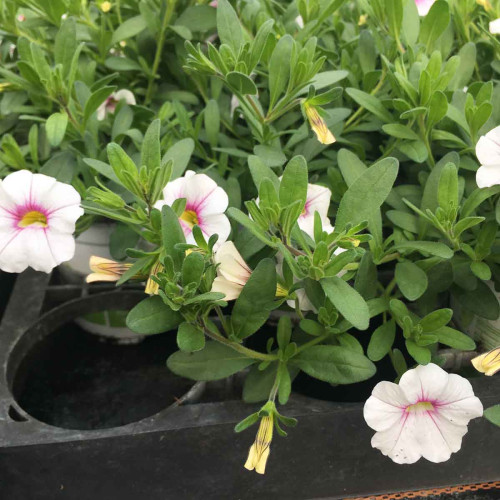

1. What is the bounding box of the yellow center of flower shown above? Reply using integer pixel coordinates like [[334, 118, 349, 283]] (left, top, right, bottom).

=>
[[180, 209, 198, 228], [100, 1, 112, 12], [406, 401, 434, 413], [18, 211, 48, 228]]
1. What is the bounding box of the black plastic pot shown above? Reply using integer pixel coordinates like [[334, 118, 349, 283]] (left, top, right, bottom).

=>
[[0, 270, 499, 500]]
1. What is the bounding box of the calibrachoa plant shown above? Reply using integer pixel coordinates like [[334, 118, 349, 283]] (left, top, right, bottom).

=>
[[0, 0, 500, 475]]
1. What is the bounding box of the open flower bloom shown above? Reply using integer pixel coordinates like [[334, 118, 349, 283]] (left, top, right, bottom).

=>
[[475, 125, 500, 188], [155, 170, 230, 247], [97, 89, 136, 121], [298, 183, 334, 238], [244, 415, 273, 474], [490, 19, 500, 34], [86, 256, 133, 283], [415, 0, 435, 16], [0, 170, 83, 273], [211, 242, 251, 300], [472, 347, 500, 376], [364, 363, 483, 464], [303, 102, 336, 145]]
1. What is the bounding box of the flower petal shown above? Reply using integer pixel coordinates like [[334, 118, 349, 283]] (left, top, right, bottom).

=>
[[364, 381, 409, 432], [214, 241, 251, 285], [476, 127, 500, 166], [415, 0, 436, 16], [211, 276, 243, 300], [490, 18, 500, 34], [370, 412, 421, 464], [476, 165, 500, 188], [184, 173, 228, 216], [0, 228, 28, 273], [399, 363, 449, 403], [114, 89, 136, 105], [199, 213, 231, 246]]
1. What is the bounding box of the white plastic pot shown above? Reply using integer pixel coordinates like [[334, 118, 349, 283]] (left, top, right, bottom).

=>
[[60, 224, 144, 344]]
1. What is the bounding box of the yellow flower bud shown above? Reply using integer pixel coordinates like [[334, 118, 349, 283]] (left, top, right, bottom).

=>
[[477, 0, 493, 12], [145, 261, 164, 295], [358, 14, 368, 26], [304, 103, 336, 145], [471, 347, 500, 376], [86, 256, 133, 283], [244, 416, 273, 474], [100, 1, 112, 13]]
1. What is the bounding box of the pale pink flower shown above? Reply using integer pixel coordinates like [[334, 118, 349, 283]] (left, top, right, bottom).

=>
[[97, 89, 136, 121], [155, 170, 230, 246], [364, 363, 483, 464], [211, 242, 251, 300], [298, 183, 334, 238], [475, 125, 500, 188], [490, 19, 500, 34], [415, 0, 435, 16], [0, 170, 83, 273]]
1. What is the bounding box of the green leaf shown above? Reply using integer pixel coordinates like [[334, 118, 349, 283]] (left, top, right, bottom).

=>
[[231, 259, 277, 339], [141, 119, 161, 171], [406, 340, 431, 364], [111, 15, 147, 44], [268, 35, 293, 110], [453, 281, 500, 320], [248, 155, 280, 191], [243, 363, 277, 403], [402, 0, 420, 46], [397, 140, 428, 163], [216, 0, 244, 54], [226, 72, 257, 95], [182, 251, 205, 287], [368, 320, 396, 362], [321, 276, 370, 330], [291, 345, 376, 384], [382, 123, 420, 141], [346, 88, 393, 123], [484, 405, 500, 427], [162, 138, 195, 179], [337, 149, 367, 186], [54, 17, 76, 77], [45, 112, 68, 147], [204, 99, 220, 148], [393, 241, 453, 259], [279, 155, 308, 208], [395, 261, 428, 301], [427, 91, 448, 129], [167, 341, 255, 381], [435, 326, 475, 350], [162, 205, 186, 270], [419, 308, 453, 333], [84, 86, 116, 124], [336, 157, 399, 232], [126, 296, 183, 335], [177, 322, 205, 352], [419, 0, 450, 50]]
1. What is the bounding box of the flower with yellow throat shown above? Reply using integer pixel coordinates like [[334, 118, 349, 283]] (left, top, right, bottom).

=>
[[472, 347, 500, 376], [303, 102, 336, 145], [100, 1, 112, 12], [244, 415, 274, 474]]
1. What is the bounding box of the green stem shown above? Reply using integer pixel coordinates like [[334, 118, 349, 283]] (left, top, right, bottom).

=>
[[144, 0, 177, 105], [202, 320, 277, 362]]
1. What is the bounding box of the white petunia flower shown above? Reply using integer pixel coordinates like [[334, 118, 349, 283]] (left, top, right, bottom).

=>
[[0, 170, 83, 273], [211, 241, 252, 300], [489, 18, 500, 34], [155, 170, 230, 246], [415, 0, 436, 16], [475, 125, 500, 188], [295, 15, 304, 29], [96, 89, 136, 121], [298, 183, 334, 239], [364, 363, 483, 464]]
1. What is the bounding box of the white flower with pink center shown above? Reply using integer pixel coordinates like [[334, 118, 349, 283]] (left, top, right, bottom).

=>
[[475, 125, 500, 188], [97, 89, 136, 121], [0, 170, 83, 273], [364, 363, 483, 464], [155, 170, 231, 246], [298, 183, 334, 238], [415, 0, 435, 16]]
